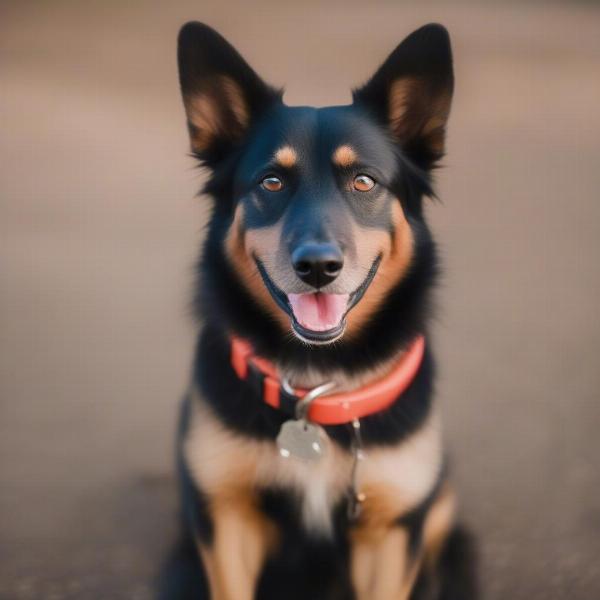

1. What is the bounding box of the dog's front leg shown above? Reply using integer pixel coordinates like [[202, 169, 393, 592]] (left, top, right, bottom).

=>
[[350, 484, 456, 600], [351, 525, 419, 600], [198, 496, 276, 600]]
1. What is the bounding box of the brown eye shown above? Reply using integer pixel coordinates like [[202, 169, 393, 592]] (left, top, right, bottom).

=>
[[353, 174, 375, 192], [261, 176, 283, 192]]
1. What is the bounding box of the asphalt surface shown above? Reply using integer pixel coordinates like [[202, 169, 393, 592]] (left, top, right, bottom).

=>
[[2, 1, 600, 598]]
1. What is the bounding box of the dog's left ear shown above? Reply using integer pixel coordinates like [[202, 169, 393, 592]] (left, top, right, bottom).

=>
[[353, 24, 454, 169], [178, 22, 281, 163]]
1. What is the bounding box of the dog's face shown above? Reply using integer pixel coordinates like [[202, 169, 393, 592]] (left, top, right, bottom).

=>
[[178, 23, 453, 345], [227, 104, 413, 346]]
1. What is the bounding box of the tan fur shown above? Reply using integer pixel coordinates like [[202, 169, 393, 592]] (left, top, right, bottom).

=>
[[389, 79, 415, 135], [224, 204, 290, 331], [389, 77, 451, 153], [222, 203, 418, 395], [185, 91, 220, 151], [421, 91, 452, 155], [188, 398, 277, 599], [350, 484, 456, 600], [348, 410, 444, 598], [351, 483, 410, 544], [354, 410, 443, 535], [185, 385, 445, 598], [422, 484, 457, 568], [274, 145, 297, 168], [332, 144, 358, 167], [185, 392, 355, 535], [346, 201, 414, 336], [350, 474, 453, 600], [224, 181, 413, 342], [185, 391, 442, 532], [351, 523, 425, 600], [220, 75, 249, 130], [196, 495, 277, 600], [185, 76, 248, 152], [193, 200, 438, 596]]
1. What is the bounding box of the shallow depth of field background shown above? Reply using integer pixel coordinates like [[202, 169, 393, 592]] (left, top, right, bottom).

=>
[[2, 1, 600, 598]]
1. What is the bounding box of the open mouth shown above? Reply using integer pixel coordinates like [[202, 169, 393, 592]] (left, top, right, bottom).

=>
[[254, 256, 382, 344]]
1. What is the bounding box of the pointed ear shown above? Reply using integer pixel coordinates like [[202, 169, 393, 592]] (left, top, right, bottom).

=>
[[353, 24, 454, 169], [177, 22, 281, 161]]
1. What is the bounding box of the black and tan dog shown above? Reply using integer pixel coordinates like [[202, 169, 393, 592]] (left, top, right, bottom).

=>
[[160, 21, 477, 600]]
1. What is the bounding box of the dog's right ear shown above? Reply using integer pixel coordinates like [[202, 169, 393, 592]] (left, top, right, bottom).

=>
[[177, 22, 281, 163]]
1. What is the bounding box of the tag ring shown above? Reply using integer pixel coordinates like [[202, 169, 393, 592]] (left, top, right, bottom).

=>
[[281, 378, 337, 421]]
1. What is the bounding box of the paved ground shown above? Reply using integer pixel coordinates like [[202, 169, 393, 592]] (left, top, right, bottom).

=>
[[2, 1, 600, 598]]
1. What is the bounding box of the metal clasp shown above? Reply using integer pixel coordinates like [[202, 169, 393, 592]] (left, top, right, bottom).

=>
[[282, 378, 337, 422]]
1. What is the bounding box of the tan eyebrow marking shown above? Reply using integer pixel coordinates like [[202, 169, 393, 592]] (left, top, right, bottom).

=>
[[332, 145, 358, 167], [273, 145, 297, 168]]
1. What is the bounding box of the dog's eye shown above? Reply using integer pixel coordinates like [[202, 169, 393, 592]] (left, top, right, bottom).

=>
[[353, 174, 375, 192], [261, 176, 284, 192]]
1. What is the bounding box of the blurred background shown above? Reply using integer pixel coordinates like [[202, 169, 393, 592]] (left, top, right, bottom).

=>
[[2, 1, 600, 598]]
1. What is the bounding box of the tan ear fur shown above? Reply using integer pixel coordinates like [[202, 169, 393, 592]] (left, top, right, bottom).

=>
[[184, 75, 250, 152]]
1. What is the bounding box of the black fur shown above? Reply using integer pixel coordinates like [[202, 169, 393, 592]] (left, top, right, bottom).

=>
[[353, 23, 454, 171], [256, 490, 354, 600], [411, 526, 479, 600], [178, 22, 281, 167], [193, 321, 435, 448], [157, 533, 209, 600], [158, 21, 478, 600], [195, 208, 438, 376], [397, 463, 448, 560]]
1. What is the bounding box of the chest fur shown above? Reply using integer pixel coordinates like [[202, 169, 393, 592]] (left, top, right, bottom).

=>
[[184, 391, 443, 537]]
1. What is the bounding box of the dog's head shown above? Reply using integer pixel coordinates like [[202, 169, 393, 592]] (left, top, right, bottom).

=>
[[178, 23, 453, 347]]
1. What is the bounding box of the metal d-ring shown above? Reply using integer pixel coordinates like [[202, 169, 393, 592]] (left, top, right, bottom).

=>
[[281, 378, 337, 422]]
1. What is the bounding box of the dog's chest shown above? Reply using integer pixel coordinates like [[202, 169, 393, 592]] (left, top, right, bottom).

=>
[[184, 393, 442, 536]]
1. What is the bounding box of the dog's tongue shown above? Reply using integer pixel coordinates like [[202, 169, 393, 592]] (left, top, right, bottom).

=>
[[288, 293, 350, 332]]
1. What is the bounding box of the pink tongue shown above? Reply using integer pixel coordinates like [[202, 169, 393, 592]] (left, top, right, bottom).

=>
[[288, 293, 350, 332]]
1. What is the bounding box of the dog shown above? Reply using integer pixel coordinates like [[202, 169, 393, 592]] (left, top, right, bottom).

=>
[[159, 21, 477, 600]]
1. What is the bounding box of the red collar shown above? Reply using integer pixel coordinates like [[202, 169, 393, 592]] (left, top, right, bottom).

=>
[[230, 335, 425, 425]]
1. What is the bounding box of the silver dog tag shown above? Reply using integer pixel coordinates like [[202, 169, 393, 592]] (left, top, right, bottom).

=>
[[277, 419, 328, 461], [277, 379, 336, 461]]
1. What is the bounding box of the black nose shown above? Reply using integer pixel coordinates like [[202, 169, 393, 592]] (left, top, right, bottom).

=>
[[291, 243, 344, 288]]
